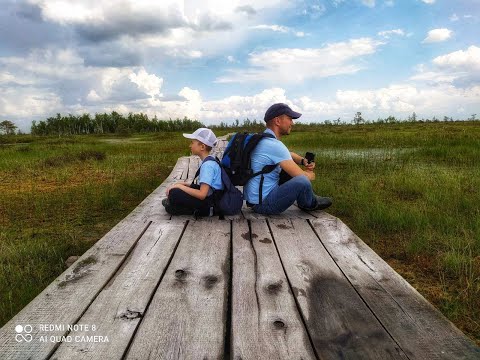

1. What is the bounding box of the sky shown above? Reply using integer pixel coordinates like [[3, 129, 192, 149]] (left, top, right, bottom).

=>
[[1, 0, 479, 132]]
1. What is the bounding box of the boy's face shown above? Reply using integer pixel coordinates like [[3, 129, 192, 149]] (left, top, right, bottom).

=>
[[189, 139, 205, 155]]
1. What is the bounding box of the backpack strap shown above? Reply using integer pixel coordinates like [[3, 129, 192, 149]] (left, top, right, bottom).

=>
[[194, 156, 235, 217], [241, 133, 275, 177], [255, 164, 277, 205], [250, 132, 277, 205], [192, 155, 216, 185]]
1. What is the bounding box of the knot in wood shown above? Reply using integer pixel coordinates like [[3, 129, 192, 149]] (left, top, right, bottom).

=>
[[175, 269, 187, 279], [273, 320, 286, 329], [266, 281, 283, 294], [119, 309, 143, 320], [203, 275, 218, 289]]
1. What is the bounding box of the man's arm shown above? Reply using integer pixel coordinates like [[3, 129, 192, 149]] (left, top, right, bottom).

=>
[[290, 152, 305, 166], [279, 159, 315, 181]]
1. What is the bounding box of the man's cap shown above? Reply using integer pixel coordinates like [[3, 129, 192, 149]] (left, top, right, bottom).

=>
[[183, 128, 217, 147], [264, 103, 302, 122]]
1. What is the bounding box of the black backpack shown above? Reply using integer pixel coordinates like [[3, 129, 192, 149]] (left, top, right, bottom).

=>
[[221, 132, 277, 204], [193, 156, 243, 216]]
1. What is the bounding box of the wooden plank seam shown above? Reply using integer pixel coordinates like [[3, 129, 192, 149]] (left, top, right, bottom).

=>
[[264, 219, 322, 360], [306, 218, 408, 359], [121, 220, 190, 359]]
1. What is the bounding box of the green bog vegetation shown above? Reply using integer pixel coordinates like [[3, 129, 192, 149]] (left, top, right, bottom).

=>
[[0, 121, 479, 344]]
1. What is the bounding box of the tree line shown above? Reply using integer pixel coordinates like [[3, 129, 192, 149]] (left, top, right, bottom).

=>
[[1, 111, 478, 137], [30, 112, 205, 136], [347, 112, 478, 126]]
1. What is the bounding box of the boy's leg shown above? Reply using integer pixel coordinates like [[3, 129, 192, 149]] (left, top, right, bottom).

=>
[[253, 175, 316, 215], [165, 185, 213, 216]]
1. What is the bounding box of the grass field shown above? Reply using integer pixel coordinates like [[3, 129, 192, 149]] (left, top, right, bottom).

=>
[[0, 122, 479, 345]]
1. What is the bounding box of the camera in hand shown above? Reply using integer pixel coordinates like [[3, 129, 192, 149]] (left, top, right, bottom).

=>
[[305, 152, 315, 164]]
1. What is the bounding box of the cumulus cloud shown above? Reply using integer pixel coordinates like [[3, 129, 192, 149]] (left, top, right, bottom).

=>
[[0, 87, 62, 120], [198, 84, 480, 124], [433, 46, 480, 71], [287, 82, 480, 123], [129, 69, 163, 98], [3, 0, 309, 74], [27, 0, 285, 41], [411, 46, 480, 87], [0, 47, 167, 130], [235, 5, 257, 16], [13, 0, 293, 63], [420, 0, 435, 4], [423, 28, 452, 43], [201, 88, 288, 121], [216, 38, 385, 83]]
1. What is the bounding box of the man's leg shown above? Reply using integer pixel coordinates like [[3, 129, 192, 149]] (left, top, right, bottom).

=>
[[253, 175, 316, 215]]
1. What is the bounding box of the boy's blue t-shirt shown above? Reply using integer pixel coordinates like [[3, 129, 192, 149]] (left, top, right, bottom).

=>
[[244, 129, 292, 204], [199, 157, 224, 196]]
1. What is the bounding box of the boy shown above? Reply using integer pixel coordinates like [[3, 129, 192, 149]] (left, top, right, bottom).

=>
[[162, 128, 223, 216]]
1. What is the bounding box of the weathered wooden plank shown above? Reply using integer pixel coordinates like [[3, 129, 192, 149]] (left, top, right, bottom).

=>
[[0, 219, 151, 360], [49, 220, 186, 360], [212, 139, 228, 159], [124, 219, 230, 359], [231, 219, 316, 359], [242, 205, 317, 221], [311, 213, 480, 360], [269, 218, 407, 359], [186, 155, 201, 181]]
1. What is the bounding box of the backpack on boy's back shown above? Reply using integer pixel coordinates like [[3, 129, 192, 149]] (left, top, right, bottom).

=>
[[193, 156, 243, 216], [221, 132, 277, 204]]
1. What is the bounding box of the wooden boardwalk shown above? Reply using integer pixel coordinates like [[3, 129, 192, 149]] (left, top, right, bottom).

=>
[[1, 138, 479, 360]]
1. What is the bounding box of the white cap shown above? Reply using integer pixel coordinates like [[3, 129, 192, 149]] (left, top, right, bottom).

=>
[[183, 128, 217, 147]]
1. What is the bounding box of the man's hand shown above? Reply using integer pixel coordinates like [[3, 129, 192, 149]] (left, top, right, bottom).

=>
[[304, 160, 315, 171], [292, 152, 316, 171], [280, 159, 315, 181], [305, 169, 315, 181]]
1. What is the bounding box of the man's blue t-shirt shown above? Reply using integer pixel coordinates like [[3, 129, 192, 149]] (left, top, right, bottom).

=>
[[199, 157, 224, 196], [244, 129, 292, 204]]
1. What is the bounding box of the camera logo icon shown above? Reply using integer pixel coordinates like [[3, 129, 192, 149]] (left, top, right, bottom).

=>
[[15, 325, 33, 343]]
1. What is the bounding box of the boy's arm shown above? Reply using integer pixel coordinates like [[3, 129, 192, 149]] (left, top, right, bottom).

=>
[[167, 182, 211, 200]]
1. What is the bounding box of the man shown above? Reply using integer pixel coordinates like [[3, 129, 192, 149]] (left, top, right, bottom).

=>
[[244, 103, 332, 215]]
